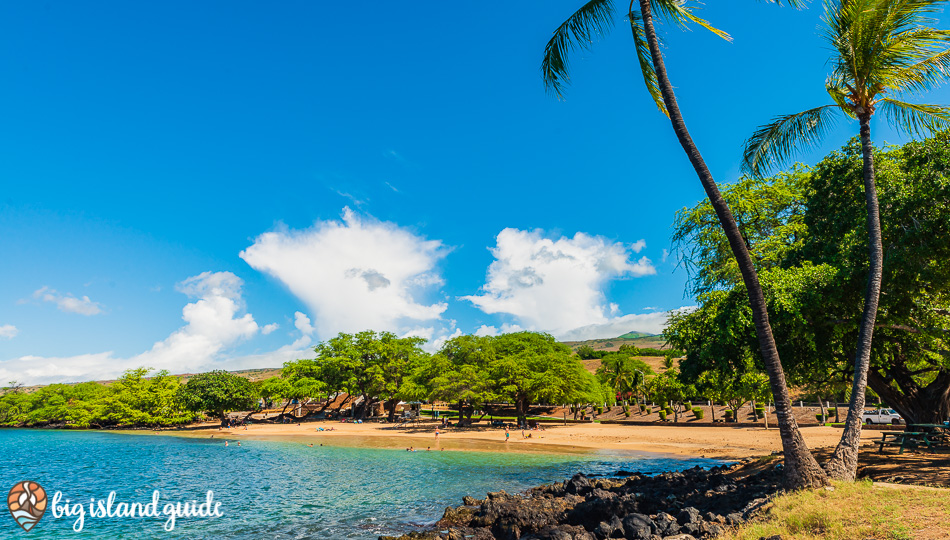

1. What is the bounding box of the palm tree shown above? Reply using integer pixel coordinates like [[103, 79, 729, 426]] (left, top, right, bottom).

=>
[[742, 0, 950, 480], [543, 1, 829, 489]]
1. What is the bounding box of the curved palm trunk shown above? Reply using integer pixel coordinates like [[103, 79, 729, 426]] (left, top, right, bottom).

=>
[[637, 0, 827, 489], [825, 113, 882, 480]]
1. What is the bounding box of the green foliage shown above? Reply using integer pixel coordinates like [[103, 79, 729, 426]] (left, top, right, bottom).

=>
[[178, 370, 257, 421], [101, 368, 190, 426], [575, 345, 603, 359], [0, 368, 190, 428], [596, 351, 653, 402], [668, 134, 950, 424], [692, 408, 704, 420], [659, 410, 667, 421]]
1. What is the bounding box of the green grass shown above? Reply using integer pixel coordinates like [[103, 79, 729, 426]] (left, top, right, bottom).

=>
[[719, 480, 950, 540]]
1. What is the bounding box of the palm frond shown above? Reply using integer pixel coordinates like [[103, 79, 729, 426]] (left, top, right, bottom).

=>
[[826, 79, 857, 118], [878, 98, 950, 136], [882, 29, 950, 93], [628, 9, 667, 115], [742, 105, 841, 177], [650, 0, 731, 42], [542, 0, 616, 99]]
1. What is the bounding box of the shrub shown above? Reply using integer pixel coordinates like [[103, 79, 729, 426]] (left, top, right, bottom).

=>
[[664, 407, 673, 415], [692, 408, 704, 420], [624, 411, 631, 418], [622, 404, 630, 414], [596, 406, 603, 415], [755, 406, 766, 419], [639, 404, 647, 412], [724, 410, 734, 419], [685, 401, 693, 409], [659, 411, 667, 421], [816, 413, 827, 423]]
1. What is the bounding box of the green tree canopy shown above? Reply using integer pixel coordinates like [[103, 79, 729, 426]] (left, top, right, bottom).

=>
[[178, 370, 257, 424]]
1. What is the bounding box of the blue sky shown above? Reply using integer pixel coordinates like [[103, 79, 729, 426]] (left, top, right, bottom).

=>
[[2, 1, 948, 384]]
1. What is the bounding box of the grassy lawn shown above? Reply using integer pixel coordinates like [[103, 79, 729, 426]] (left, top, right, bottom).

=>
[[721, 480, 950, 540]]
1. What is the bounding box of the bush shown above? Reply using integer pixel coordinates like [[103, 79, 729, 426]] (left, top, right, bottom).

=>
[[724, 410, 734, 419], [685, 401, 692, 409], [755, 406, 766, 419], [622, 404, 630, 414], [596, 406, 603, 415], [664, 407, 673, 415], [692, 408, 704, 420], [816, 413, 827, 423], [639, 404, 647, 412], [659, 410, 667, 421], [624, 411, 631, 418]]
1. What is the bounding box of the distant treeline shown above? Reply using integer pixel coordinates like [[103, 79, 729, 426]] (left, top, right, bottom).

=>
[[0, 368, 256, 428], [575, 344, 683, 360]]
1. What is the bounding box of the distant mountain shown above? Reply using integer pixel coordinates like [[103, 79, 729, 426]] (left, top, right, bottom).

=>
[[617, 331, 655, 340]]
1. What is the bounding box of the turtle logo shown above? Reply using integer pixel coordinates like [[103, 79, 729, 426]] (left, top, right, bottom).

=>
[[8, 481, 47, 532]]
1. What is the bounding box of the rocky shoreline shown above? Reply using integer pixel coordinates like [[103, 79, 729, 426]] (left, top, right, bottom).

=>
[[382, 458, 785, 540]]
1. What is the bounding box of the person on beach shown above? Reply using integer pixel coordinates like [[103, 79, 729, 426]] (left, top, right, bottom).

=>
[[435, 427, 440, 439], [505, 427, 510, 442]]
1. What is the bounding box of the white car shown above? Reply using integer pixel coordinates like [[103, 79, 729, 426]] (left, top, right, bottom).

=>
[[862, 408, 904, 425]]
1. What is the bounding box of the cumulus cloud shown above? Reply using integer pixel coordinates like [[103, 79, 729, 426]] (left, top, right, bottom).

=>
[[1, 272, 263, 385], [240, 208, 448, 339], [261, 323, 279, 335], [0, 325, 18, 339], [462, 228, 656, 338], [33, 286, 103, 315]]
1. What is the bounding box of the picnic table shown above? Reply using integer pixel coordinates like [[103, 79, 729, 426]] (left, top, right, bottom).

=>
[[877, 431, 937, 454], [909, 424, 950, 444]]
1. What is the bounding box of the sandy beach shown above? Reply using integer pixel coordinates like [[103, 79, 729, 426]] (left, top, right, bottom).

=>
[[154, 420, 883, 459]]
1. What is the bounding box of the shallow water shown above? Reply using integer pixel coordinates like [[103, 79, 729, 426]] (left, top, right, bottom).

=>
[[0, 429, 721, 539]]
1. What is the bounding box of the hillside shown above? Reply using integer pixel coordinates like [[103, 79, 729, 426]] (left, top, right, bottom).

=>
[[561, 334, 669, 353]]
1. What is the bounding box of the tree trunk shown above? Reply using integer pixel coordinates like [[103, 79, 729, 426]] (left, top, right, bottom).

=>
[[387, 398, 399, 422], [825, 113, 883, 481], [636, 0, 827, 490], [868, 367, 950, 425]]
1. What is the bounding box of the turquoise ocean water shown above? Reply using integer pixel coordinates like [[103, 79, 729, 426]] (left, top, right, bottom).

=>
[[0, 429, 720, 539]]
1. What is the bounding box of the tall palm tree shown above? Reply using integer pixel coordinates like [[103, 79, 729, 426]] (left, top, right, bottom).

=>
[[542, 0, 829, 489], [742, 0, 950, 480]]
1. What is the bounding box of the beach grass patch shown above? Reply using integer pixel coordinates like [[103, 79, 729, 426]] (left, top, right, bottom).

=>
[[719, 480, 950, 540]]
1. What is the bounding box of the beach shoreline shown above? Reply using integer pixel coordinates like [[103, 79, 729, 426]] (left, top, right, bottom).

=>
[[135, 419, 881, 460]]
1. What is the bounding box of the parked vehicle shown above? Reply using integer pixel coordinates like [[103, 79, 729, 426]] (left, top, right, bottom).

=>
[[862, 408, 904, 425]]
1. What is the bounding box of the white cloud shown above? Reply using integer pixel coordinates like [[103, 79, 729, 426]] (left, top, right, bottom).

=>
[[462, 228, 656, 338], [0, 325, 18, 340], [240, 208, 448, 339], [33, 286, 103, 315], [473, 323, 525, 337], [1, 272, 263, 385], [261, 323, 279, 335]]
